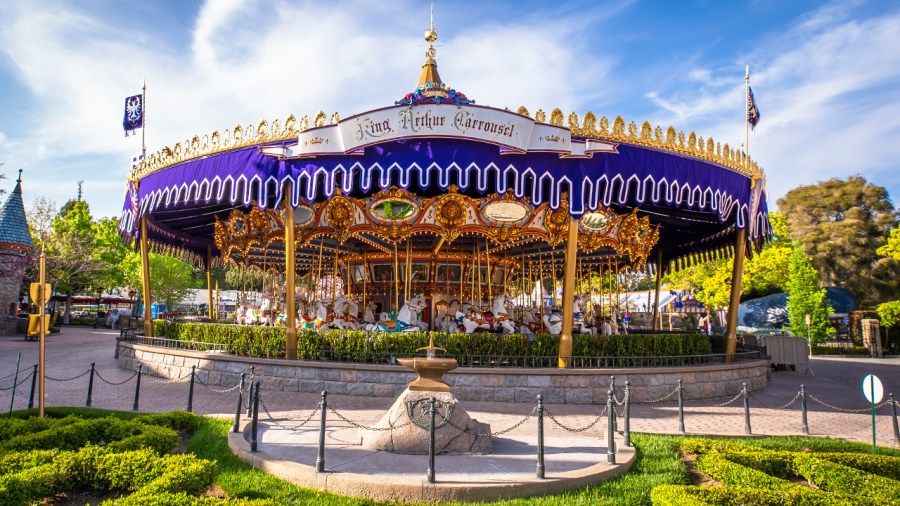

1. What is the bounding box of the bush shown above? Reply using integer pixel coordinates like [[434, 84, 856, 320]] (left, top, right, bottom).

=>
[[0, 417, 178, 455], [651, 484, 856, 505], [152, 320, 715, 362]]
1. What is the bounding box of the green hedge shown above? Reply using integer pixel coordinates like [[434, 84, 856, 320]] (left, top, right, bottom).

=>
[[811, 346, 871, 356], [663, 437, 900, 506], [151, 320, 714, 360]]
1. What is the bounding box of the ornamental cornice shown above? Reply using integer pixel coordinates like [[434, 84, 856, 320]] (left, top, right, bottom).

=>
[[127, 107, 763, 182]]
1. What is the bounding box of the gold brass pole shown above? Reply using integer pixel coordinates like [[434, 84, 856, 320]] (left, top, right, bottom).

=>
[[38, 252, 46, 417], [725, 228, 748, 357], [206, 246, 214, 320], [652, 249, 663, 331], [362, 257, 367, 315], [485, 238, 492, 303], [331, 246, 338, 307], [538, 245, 545, 326], [394, 242, 400, 312], [559, 217, 578, 368], [459, 254, 464, 304], [284, 191, 297, 359], [139, 216, 153, 337]]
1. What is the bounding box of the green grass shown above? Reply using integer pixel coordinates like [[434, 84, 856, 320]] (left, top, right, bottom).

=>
[[9, 408, 900, 505]]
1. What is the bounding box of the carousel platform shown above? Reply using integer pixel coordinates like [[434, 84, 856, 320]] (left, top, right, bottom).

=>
[[229, 419, 634, 502]]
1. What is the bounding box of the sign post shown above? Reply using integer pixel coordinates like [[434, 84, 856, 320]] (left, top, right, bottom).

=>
[[862, 374, 884, 455], [31, 253, 50, 417], [804, 314, 813, 375]]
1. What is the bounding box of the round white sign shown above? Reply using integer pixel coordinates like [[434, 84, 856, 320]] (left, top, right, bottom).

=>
[[862, 374, 884, 404]]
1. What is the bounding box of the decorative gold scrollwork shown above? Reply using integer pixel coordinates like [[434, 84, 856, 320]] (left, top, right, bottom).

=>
[[543, 194, 570, 247], [435, 186, 468, 242]]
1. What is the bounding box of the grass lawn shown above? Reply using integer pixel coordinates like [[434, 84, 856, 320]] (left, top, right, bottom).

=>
[[7, 408, 900, 505]]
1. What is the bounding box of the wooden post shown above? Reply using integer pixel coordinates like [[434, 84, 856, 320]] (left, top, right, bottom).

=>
[[206, 246, 214, 320], [284, 185, 298, 359], [725, 228, 748, 356], [559, 217, 578, 368], [651, 249, 663, 331], [139, 216, 154, 337]]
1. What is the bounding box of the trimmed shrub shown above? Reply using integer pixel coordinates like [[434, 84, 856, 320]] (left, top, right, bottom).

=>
[[152, 320, 715, 362], [651, 484, 859, 505]]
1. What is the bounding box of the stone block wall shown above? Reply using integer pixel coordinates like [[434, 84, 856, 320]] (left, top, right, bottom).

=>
[[118, 343, 768, 404], [0, 252, 29, 336]]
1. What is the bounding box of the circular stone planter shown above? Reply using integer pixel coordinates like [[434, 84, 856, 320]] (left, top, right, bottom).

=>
[[117, 343, 768, 403]]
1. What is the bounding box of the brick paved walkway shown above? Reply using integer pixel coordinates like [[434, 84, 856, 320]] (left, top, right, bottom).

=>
[[1, 327, 898, 447]]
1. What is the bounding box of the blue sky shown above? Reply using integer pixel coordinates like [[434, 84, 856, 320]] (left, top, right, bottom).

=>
[[1, 0, 899, 218]]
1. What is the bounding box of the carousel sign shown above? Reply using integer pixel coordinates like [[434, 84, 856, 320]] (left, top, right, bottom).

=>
[[262, 104, 619, 159]]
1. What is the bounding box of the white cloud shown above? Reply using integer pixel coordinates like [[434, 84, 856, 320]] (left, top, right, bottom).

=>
[[646, 2, 900, 203]]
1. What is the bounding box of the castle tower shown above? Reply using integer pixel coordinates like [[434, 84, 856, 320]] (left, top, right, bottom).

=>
[[0, 170, 34, 335]]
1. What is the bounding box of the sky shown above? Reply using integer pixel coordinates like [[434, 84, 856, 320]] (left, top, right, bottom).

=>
[[1, 0, 899, 218]]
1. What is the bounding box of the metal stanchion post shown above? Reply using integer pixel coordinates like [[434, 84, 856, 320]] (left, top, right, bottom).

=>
[[800, 385, 809, 435], [427, 396, 437, 483], [742, 382, 751, 435], [246, 365, 255, 417], [677, 379, 685, 434], [250, 380, 260, 452], [607, 389, 616, 465], [28, 365, 37, 409], [623, 381, 632, 447], [536, 394, 545, 479], [187, 365, 196, 413], [132, 365, 142, 412], [233, 372, 246, 433], [8, 352, 20, 416], [85, 363, 95, 407], [316, 391, 327, 472], [890, 393, 899, 446]]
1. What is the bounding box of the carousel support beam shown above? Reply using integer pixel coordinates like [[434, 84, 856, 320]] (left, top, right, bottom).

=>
[[284, 186, 298, 360], [651, 249, 663, 331], [559, 217, 578, 369], [206, 246, 214, 320], [139, 216, 154, 337], [724, 228, 748, 358]]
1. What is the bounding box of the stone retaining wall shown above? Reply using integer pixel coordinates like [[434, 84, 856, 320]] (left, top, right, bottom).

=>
[[117, 343, 767, 404]]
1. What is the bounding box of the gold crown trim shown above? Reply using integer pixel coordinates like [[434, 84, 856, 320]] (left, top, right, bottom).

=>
[[128, 108, 764, 182]]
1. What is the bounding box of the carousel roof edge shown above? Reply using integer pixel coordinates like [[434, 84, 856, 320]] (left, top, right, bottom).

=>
[[126, 104, 765, 183]]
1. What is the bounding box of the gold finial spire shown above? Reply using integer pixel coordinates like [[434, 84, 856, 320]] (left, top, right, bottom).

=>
[[418, 1, 443, 89]]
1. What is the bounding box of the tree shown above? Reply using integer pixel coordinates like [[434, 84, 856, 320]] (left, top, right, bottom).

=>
[[785, 245, 833, 344], [877, 227, 900, 261], [44, 201, 104, 322], [877, 300, 900, 329], [122, 252, 198, 310], [777, 176, 898, 305], [92, 217, 131, 290]]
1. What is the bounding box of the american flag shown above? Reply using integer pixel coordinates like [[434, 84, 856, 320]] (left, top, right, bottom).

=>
[[747, 86, 760, 130]]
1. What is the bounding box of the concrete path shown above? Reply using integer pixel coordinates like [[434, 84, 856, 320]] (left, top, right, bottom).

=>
[[2, 326, 899, 447]]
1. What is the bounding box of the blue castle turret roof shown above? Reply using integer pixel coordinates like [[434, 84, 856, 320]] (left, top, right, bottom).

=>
[[0, 170, 34, 250]]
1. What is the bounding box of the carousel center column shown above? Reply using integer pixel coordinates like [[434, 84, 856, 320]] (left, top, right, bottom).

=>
[[724, 228, 748, 358], [559, 216, 578, 368], [284, 182, 298, 359]]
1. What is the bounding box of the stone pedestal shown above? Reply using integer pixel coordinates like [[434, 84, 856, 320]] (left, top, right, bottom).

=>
[[861, 319, 883, 358], [359, 388, 492, 454]]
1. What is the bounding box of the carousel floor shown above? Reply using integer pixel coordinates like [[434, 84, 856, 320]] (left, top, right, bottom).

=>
[[230, 420, 634, 502]]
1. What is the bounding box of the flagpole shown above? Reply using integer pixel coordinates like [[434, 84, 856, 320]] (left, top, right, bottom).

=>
[[744, 66, 749, 168], [142, 80, 147, 159]]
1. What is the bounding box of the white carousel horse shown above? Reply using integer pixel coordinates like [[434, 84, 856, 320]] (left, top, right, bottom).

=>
[[542, 308, 564, 335], [437, 299, 463, 333], [363, 301, 377, 324], [457, 294, 517, 334], [300, 300, 332, 330], [573, 295, 596, 335], [366, 294, 428, 332], [332, 295, 365, 330]]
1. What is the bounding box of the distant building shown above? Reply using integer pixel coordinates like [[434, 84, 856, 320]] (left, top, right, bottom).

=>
[[0, 171, 33, 335]]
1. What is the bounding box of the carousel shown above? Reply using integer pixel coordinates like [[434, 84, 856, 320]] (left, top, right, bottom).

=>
[[119, 23, 769, 365]]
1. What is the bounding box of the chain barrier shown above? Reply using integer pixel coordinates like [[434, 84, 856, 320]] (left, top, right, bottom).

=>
[[327, 405, 421, 432], [197, 378, 243, 394], [442, 407, 537, 438], [45, 369, 91, 382], [633, 386, 679, 404], [702, 390, 745, 408], [614, 405, 625, 418], [258, 394, 320, 432], [146, 371, 191, 384], [544, 406, 607, 433], [0, 373, 33, 391], [808, 394, 889, 413], [750, 390, 801, 410], [95, 370, 139, 386], [612, 390, 627, 406]]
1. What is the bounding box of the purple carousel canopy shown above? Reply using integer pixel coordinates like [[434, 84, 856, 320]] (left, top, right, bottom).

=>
[[119, 103, 769, 271]]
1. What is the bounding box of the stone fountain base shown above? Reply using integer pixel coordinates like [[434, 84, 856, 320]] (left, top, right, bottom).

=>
[[358, 388, 492, 454]]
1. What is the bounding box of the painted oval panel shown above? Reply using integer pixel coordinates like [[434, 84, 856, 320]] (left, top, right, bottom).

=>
[[371, 199, 418, 220], [483, 200, 528, 222], [293, 205, 314, 226], [581, 212, 612, 231]]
